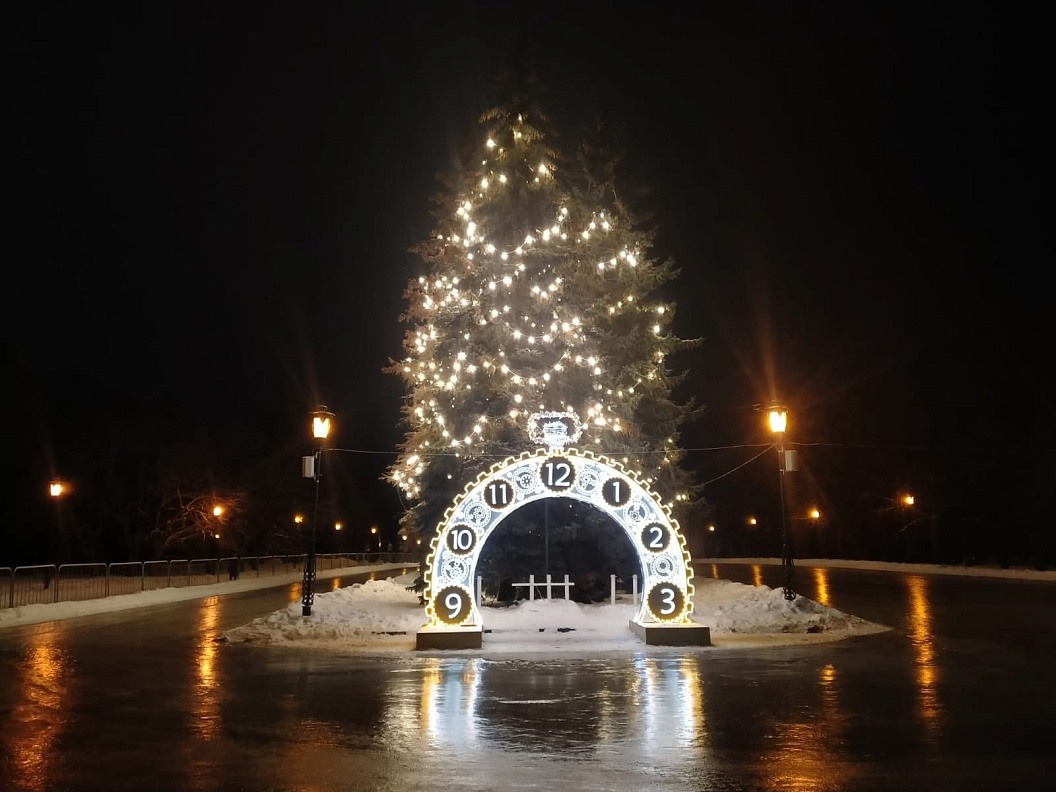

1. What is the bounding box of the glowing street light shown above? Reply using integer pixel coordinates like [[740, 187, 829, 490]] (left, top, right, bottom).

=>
[[768, 409, 788, 434], [809, 508, 821, 520], [294, 514, 304, 524], [747, 516, 758, 526], [903, 494, 915, 507], [212, 505, 224, 517], [49, 481, 65, 498], [335, 522, 343, 531], [769, 403, 795, 601], [313, 412, 332, 440], [302, 405, 335, 617]]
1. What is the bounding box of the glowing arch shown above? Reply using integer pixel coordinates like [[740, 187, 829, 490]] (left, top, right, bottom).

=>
[[424, 448, 695, 630]]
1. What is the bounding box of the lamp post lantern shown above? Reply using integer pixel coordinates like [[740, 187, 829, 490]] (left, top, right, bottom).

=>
[[301, 405, 334, 616], [769, 406, 796, 600], [900, 493, 916, 535]]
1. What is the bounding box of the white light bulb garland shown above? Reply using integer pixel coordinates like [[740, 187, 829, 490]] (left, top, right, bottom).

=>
[[389, 115, 680, 498]]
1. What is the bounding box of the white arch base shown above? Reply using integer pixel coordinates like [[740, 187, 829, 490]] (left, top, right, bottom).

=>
[[414, 448, 711, 650]]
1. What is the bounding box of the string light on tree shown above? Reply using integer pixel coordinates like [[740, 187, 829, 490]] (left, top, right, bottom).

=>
[[386, 100, 702, 543]]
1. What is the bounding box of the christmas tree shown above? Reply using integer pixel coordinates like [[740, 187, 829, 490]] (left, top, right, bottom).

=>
[[387, 98, 703, 562]]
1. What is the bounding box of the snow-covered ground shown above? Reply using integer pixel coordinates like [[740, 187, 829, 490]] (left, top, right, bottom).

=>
[[4, 558, 1050, 652], [222, 572, 888, 654]]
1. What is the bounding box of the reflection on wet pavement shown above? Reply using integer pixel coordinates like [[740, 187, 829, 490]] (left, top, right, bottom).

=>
[[193, 597, 221, 741], [8, 628, 71, 791], [813, 567, 831, 606], [906, 575, 942, 741], [1, 565, 1054, 791]]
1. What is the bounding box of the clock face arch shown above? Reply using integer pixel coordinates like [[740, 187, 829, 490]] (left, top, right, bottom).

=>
[[424, 448, 695, 627]]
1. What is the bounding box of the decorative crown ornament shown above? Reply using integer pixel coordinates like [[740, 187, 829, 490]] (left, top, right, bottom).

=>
[[528, 410, 583, 450]]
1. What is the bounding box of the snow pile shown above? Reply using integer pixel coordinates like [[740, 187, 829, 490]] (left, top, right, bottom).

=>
[[224, 577, 425, 646], [692, 577, 876, 634], [223, 573, 887, 651]]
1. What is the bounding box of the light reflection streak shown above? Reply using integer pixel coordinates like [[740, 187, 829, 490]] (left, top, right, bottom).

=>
[[633, 657, 706, 760], [819, 663, 839, 721], [416, 659, 481, 749], [762, 663, 844, 791], [419, 659, 441, 740], [813, 567, 830, 606], [595, 684, 616, 741], [464, 658, 481, 745], [906, 575, 942, 741], [8, 629, 71, 792], [710, 563, 719, 579], [634, 656, 659, 749], [752, 564, 763, 588], [678, 656, 704, 748], [193, 597, 221, 740]]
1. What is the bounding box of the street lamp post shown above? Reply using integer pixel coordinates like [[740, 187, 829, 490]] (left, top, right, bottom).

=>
[[769, 406, 796, 601], [900, 493, 915, 535], [301, 406, 334, 617], [48, 480, 66, 568], [899, 496, 916, 540]]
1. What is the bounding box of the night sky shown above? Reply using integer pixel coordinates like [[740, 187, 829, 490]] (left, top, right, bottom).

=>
[[5, 4, 1050, 562]]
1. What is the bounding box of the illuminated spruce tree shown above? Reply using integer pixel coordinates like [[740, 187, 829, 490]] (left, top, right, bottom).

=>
[[387, 101, 702, 547]]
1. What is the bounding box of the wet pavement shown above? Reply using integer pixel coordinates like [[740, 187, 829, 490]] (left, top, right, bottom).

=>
[[1, 563, 1053, 791]]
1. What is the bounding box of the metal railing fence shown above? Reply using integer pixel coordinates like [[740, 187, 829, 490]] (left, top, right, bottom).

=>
[[2, 553, 415, 610], [1, 567, 13, 609], [11, 565, 58, 607], [57, 563, 108, 603]]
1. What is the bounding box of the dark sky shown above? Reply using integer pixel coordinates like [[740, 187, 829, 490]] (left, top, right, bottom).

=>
[[6, 3, 1050, 545]]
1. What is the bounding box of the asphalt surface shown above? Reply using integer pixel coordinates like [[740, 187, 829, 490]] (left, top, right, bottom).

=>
[[1, 563, 1053, 791]]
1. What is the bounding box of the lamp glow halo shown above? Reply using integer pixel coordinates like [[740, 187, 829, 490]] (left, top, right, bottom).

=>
[[424, 448, 694, 628]]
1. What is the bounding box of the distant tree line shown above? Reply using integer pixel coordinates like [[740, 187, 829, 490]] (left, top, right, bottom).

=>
[[1, 407, 389, 567]]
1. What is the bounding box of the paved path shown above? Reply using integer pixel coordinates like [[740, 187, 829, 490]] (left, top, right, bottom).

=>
[[1, 564, 1052, 791]]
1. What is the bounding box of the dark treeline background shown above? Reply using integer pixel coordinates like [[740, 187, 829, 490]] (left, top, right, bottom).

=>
[[4, 4, 1050, 571]]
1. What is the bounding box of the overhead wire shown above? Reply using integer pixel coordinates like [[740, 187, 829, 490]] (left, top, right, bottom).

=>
[[700, 444, 775, 487]]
